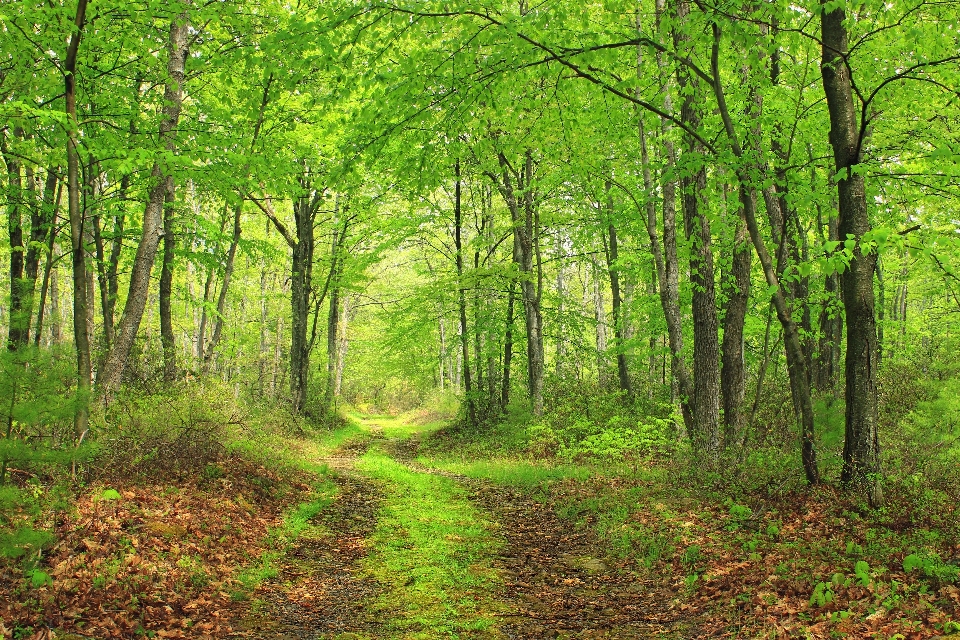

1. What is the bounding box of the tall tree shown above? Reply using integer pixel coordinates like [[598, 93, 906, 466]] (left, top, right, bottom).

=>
[[99, 6, 191, 391]]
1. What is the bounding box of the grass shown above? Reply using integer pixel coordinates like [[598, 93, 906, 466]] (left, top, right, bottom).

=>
[[423, 458, 592, 489], [355, 447, 506, 638]]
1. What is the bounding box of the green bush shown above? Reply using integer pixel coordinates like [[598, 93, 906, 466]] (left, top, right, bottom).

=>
[[93, 380, 238, 479]]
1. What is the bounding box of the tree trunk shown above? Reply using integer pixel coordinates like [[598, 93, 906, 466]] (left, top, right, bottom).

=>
[[646, 0, 695, 432], [454, 160, 478, 426], [203, 202, 242, 371], [501, 281, 516, 410], [99, 10, 190, 392], [674, 4, 721, 452], [334, 294, 350, 396], [65, 0, 91, 438], [821, 3, 882, 504], [324, 216, 348, 414], [721, 185, 751, 446], [604, 181, 632, 399], [290, 198, 315, 413], [491, 150, 544, 415], [709, 21, 820, 485], [160, 189, 177, 380], [34, 175, 63, 347], [3, 130, 26, 350]]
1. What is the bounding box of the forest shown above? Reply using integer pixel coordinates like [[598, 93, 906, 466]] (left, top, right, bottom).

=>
[[1, 0, 960, 637]]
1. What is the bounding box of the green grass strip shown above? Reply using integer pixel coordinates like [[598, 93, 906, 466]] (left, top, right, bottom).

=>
[[356, 448, 506, 638], [423, 458, 592, 489]]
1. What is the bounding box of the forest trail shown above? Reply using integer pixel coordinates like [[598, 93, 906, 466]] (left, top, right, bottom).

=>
[[235, 415, 686, 639]]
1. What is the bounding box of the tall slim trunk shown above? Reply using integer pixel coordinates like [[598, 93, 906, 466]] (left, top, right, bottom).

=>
[[334, 294, 350, 397], [593, 266, 607, 386], [674, 3, 721, 452], [454, 160, 477, 425], [646, 0, 695, 432], [815, 186, 842, 393], [203, 202, 242, 370], [65, 0, 91, 437], [3, 130, 26, 350], [160, 189, 176, 380], [604, 181, 632, 398], [491, 150, 544, 415], [34, 176, 63, 347], [99, 10, 190, 392], [501, 282, 516, 410], [821, 2, 882, 504], [290, 198, 315, 413], [324, 217, 347, 414], [709, 21, 820, 485], [721, 186, 751, 445]]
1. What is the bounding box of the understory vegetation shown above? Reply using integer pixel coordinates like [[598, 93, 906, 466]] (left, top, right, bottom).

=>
[[4, 0, 960, 637]]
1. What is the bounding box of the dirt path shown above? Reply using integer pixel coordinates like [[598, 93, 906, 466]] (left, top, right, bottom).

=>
[[239, 419, 683, 639], [233, 439, 386, 639], [471, 484, 685, 639]]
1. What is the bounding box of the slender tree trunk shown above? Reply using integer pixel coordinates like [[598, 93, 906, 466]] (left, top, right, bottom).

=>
[[290, 203, 314, 413], [604, 181, 632, 399], [3, 130, 26, 350], [99, 10, 190, 392], [334, 294, 349, 397], [160, 188, 177, 380], [65, 0, 91, 437], [454, 160, 477, 425], [34, 177, 63, 347], [721, 185, 751, 445], [709, 22, 820, 484], [594, 265, 607, 386], [491, 150, 544, 415], [501, 281, 516, 410], [324, 217, 347, 414], [203, 202, 241, 370], [646, 0, 695, 432], [821, 2, 882, 504]]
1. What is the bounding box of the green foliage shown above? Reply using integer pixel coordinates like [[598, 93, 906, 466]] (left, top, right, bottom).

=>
[[522, 391, 678, 462], [903, 552, 960, 585], [0, 525, 54, 560], [810, 581, 835, 607], [93, 381, 238, 479]]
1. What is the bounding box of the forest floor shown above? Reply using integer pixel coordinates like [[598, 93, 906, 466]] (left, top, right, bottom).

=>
[[3, 411, 959, 639], [233, 415, 686, 639], [231, 415, 960, 640]]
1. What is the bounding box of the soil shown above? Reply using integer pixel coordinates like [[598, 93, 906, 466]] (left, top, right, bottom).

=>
[[240, 431, 687, 639]]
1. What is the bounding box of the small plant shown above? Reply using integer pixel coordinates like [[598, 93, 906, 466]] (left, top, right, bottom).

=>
[[810, 581, 835, 607], [904, 552, 960, 585], [682, 544, 702, 569], [854, 560, 872, 587]]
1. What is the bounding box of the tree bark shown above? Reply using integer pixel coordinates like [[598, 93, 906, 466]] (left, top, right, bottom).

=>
[[65, 0, 91, 438], [821, 2, 882, 504], [454, 160, 478, 426], [3, 130, 26, 350], [501, 281, 516, 410], [99, 9, 190, 392], [34, 175, 63, 347], [203, 202, 241, 371], [674, 2, 721, 452], [709, 22, 820, 484], [491, 150, 544, 415], [721, 184, 751, 446], [604, 181, 632, 399], [160, 188, 177, 380]]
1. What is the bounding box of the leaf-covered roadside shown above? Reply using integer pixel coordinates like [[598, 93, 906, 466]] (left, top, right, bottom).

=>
[[541, 474, 960, 638], [0, 456, 314, 640]]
